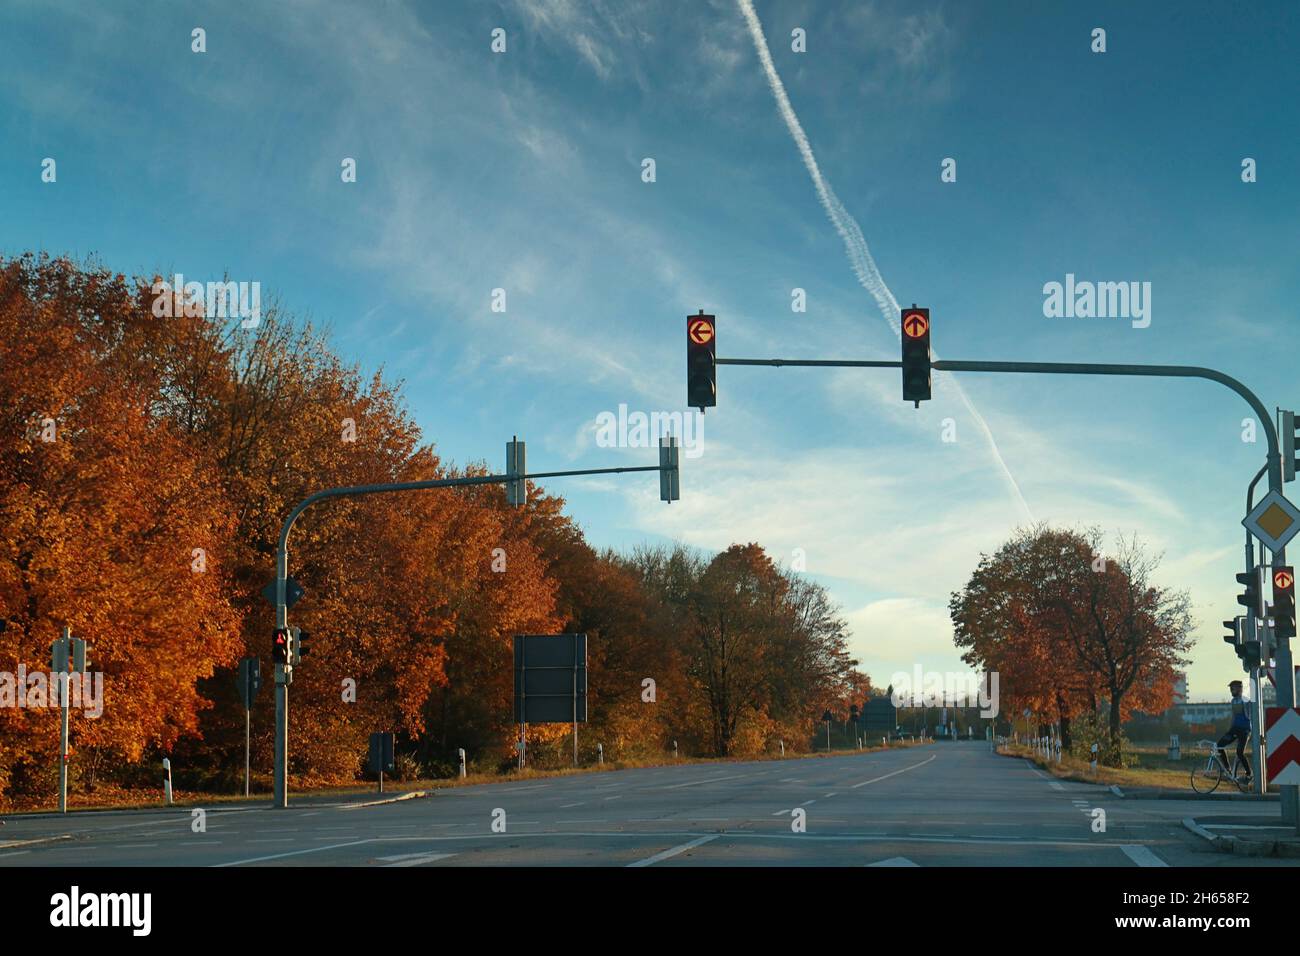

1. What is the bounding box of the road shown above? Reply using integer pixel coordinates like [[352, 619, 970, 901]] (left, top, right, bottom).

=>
[[1, 742, 1293, 867]]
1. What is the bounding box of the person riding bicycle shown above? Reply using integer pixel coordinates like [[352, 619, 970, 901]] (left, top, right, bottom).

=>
[[1216, 680, 1252, 780]]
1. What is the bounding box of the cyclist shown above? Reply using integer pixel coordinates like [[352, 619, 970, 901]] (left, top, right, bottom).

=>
[[1216, 680, 1252, 781]]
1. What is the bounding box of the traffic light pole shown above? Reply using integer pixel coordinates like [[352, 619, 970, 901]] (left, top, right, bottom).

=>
[[717, 354, 1296, 822], [1247, 465, 1268, 796], [270, 461, 671, 808]]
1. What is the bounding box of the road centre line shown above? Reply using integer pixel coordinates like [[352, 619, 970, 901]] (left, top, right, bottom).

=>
[[850, 755, 937, 789], [660, 772, 756, 790]]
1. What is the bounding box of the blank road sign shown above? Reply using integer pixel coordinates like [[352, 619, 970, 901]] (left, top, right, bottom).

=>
[[514, 634, 587, 724]]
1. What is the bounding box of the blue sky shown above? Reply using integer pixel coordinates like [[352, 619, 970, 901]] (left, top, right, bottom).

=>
[[3, 0, 1297, 702]]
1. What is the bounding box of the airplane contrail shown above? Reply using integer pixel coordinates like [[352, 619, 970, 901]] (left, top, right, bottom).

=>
[[736, 0, 1034, 525]]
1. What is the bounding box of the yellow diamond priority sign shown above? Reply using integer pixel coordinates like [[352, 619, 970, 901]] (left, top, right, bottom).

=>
[[1244, 490, 1300, 555]]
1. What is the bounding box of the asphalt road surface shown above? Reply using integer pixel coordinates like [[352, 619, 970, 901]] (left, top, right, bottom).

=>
[[2, 742, 1294, 867]]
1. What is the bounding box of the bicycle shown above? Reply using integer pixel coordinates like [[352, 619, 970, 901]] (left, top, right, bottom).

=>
[[1189, 746, 1254, 794]]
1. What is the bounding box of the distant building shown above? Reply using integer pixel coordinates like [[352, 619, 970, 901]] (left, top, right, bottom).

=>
[[1172, 674, 1187, 706], [1177, 702, 1231, 725]]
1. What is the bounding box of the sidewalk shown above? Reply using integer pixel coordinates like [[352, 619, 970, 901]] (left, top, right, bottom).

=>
[[1184, 814, 1300, 857]]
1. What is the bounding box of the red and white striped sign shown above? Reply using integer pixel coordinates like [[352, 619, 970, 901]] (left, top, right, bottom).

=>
[[1266, 708, 1300, 785]]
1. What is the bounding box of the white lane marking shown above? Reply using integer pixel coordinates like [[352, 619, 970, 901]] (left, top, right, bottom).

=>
[[117, 844, 158, 849], [771, 810, 790, 816], [800, 799, 817, 807], [0, 851, 31, 860], [214, 839, 373, 867], [603, 795, 622, 801], [248, 839, 295, 844], [824, 792, 837, 798], [299, 812, 322, 818], [780, 778, 804, 783], [1120, 845, 1168, 868], [1048, 782, 1065, 791], [559, 803, 585, 809], [379, 851, 456, 867], [868, 856, 919, 867], [313, 835, 361, 841], [627, 834, 720, 868], [850, 755, 937, 789], [661, 772, 755, 790]]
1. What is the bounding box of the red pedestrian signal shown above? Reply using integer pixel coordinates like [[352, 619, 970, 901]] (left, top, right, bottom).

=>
[[272, 627, 290, 664]]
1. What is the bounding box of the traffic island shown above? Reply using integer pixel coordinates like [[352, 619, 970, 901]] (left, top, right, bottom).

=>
[[1183, 815, 1300, 857]]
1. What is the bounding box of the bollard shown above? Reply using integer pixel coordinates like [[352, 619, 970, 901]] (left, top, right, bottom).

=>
[[779, 739, 785, 757], [857, 736, 862, 750], [1090, 742, 1099, 773], [458, 748, 466, 779], [597, 743, 604, 765], [672, 740, 678, 760], [1168, 734, 1180, 761], [162, 757, 173, 806]]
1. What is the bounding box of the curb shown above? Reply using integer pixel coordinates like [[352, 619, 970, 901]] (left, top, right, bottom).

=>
[[336, 790, 433, 811], [1113, 788, 1278, 801], [0, 834, 73, 850], [1182, 816, 1300, 858]]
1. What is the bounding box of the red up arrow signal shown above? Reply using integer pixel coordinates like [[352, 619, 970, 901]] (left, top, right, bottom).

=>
[[903, 312, 928, 338]]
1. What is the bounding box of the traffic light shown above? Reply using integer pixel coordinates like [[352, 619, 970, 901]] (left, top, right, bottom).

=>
[[900, 305, 931, 405], [659, 435, 680, 502], [272, 627, 290, 664], [1236, 568, 1266, 618], [1274, 566, 1296, 640], [294, 627, 312, 662], [506, 437, 526, 507], [686, 311, 716, 411], [1283, 410, 1299, 482], [1223, 618, 1242, 650]]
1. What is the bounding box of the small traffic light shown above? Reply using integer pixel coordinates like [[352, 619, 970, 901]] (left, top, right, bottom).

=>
[[1283, 411, 1299, 482], [1236, 568, 1267, 618], [238, 656, 262, 710], [1274, 566, 1296, 640], [294, 627, 312, 662], [901, 305, 931, 406], [659, 435, 680, 502], [686, 311, 716, 411], [272, 627, 290, 665], [1223, 618, 1242, 649], [506, 437, 526, 507]]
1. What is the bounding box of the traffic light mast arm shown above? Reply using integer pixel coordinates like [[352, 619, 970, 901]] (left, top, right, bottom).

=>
[[274, 465, 665, 625], [715, 356, 1281, 486]]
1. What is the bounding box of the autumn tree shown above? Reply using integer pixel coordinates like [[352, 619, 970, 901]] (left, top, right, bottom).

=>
[[951, 525, 1191, 760]]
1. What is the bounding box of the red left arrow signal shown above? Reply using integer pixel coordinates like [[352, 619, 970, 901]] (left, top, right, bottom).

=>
[[688, 318, 714, 345]]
